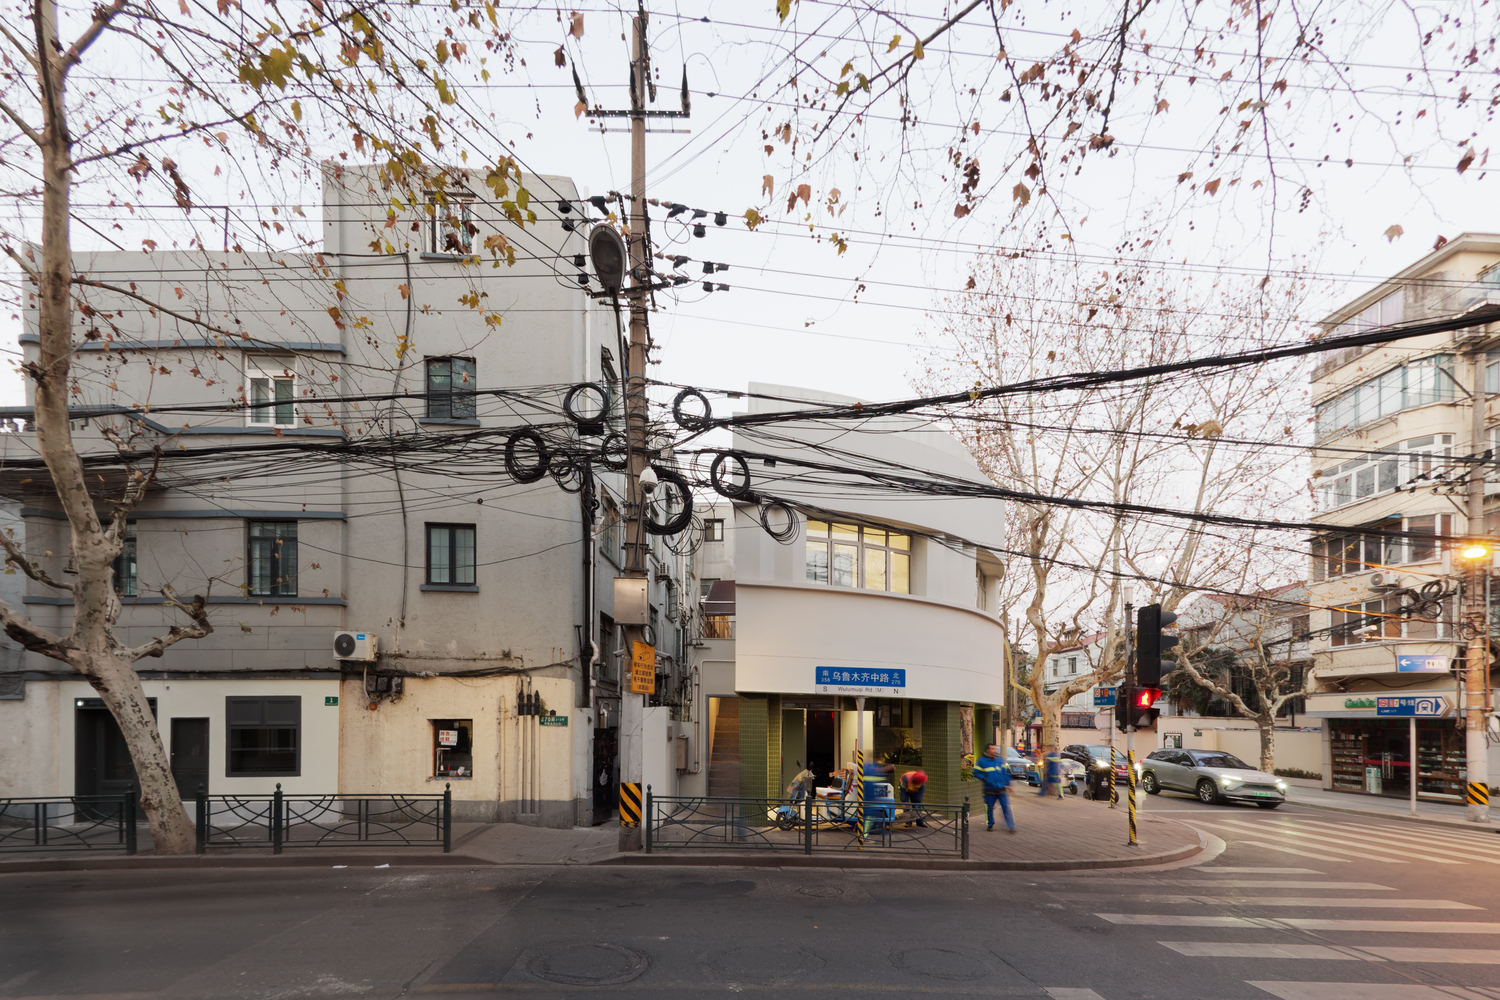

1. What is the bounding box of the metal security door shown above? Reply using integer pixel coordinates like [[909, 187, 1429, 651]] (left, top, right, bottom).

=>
[[170, 718, 210, 799]]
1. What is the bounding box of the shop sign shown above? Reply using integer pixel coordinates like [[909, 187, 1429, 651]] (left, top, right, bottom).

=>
[[539, 715, 568, 727], [437, 729, 458, 747], [814, 666, 906, 695], [1376, 695, 1451, 717], [1344, 697, 1377, 709], [630, 641, 656, 694], [1397, 655, 1451, 673]]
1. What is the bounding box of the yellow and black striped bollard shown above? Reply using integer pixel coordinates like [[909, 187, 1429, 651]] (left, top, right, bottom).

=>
[[1126, 751, 1137, 846]]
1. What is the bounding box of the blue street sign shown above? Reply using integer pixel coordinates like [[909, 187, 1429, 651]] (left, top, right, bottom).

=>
[[1376, 695, 1451, 717], [1094, 687, 1117, 707], [815, 666, 906, 694], [1396, 655, 1450, 673]]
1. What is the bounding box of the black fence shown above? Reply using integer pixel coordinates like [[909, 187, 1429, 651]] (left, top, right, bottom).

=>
[[195, 784, 452, 854], [644, 788, 969, 859], [0, 791, 138, 854]]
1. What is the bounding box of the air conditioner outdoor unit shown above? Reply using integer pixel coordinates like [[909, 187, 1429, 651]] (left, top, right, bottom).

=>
[[1369, 572, 1399, 589], [333, 630, 378, 662]]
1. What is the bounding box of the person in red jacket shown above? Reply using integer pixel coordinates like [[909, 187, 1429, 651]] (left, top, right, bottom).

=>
[[898, 769, 929, 827]]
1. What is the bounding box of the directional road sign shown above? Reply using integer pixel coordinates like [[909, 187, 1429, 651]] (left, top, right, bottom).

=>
[[1396, 655, 1450, 673], [1093, 687, 1117, 707], [1376, 695, 1452, 717]]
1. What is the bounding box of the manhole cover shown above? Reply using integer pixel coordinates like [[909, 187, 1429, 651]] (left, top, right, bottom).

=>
[[527, 942, 650, 986], [891, 947, 990, 981], [703, 945, 825, 985], [798, 885, 844, 898]]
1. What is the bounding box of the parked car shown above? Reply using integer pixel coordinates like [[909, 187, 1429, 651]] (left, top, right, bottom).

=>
[[1140, 748, 1288, 807], [1061, 744, 1139, 783], [1002, 746, 1033, 778]]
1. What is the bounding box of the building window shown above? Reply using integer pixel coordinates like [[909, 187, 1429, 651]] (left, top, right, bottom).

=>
[[1050, 658, 1060, 678], [600, 498, 622, 565], [225, 697, 300, 775], [425, 357, 476, 420], [599, 613, 616, 681], [1067, 657, 1078, 675], [1314, 353, 1453, 440], [804, 521, 910, 593], [1312, 513, 1452, 580], [426, 523, 476, 585], [428, 195, 475, 254], [699, 577, 719, 599], [1315, 435, 1453, 511], [703, 519, 725, 542], [112, 522, 137, 597], [247, 521, 297, 597], [432, 719, 473, 778], [1331, 596, 1453, 645], [247, 363, 295, 426]]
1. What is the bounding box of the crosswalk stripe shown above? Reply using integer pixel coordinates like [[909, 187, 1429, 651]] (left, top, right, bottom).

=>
[[1367, 947, 1500, 964], [1256, 822, 1476, 865], [1248, 981, 1500, 999], [1093, 879, 1395, 889], [1290, 817, 1500, 863], [1196, 867, 1325, 874], [1049, 894, 1480, 909], [1043, 990, 1106, 999], [1196, 819, 1445, 864], [1224, 838, 1356, 863], [1099, 914, 1500, 933], [1161, 941, 1370, 960]]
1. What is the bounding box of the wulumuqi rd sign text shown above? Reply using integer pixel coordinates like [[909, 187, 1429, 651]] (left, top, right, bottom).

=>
[[815, 666, 907, 696]]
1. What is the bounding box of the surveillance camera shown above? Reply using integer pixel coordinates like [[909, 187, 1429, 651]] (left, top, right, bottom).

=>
[[639, 466, 659, 495]]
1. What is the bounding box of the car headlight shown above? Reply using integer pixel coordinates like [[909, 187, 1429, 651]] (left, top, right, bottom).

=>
[[1220, 777, 1240, 788], [1092, 761, 1108, 770], [1275, 780, 1288, 791]]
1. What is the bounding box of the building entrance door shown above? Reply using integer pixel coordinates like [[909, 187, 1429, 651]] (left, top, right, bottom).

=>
[[170, 718, 210, 799], [806, 710, 836, 788], [74, 698, 156, 814], [592, 726, 618, 824]]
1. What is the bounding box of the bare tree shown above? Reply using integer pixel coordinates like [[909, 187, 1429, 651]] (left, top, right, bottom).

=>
[[0, 0, 535, 853], [917, 248, 1308, 755], [1171, 588, 1312, 772]]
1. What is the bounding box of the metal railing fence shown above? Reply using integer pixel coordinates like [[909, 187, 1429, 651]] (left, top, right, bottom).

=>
[[0, 791, 138, 854], [195, 784, 452, 854], [644, 787, 968, 859]]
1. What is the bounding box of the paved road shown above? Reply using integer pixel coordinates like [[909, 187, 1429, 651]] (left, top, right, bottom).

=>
[[3, 799, 1499, 999]]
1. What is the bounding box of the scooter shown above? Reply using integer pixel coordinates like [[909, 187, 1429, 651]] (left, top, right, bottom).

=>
[[770, 762, 816, 831]]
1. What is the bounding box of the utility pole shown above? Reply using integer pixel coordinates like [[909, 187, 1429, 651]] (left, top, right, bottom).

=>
[[1464, 349, 1492, 823], [577, 4, 690, 852]]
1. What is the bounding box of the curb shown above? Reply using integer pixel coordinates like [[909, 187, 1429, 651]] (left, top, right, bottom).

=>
[[1285, 799, 1500, 834], [0, 853, 494, 874]]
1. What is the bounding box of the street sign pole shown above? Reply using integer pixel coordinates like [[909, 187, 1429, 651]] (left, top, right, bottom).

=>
[[1124, 595, 1137, 846], [1409, 716, 1418, 817]]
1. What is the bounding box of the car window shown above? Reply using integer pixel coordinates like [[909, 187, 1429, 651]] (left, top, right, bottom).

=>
[[1146, 750, 1169, 760], [1190, 751, 1253, 769], [1168, 751, 1193, 765]]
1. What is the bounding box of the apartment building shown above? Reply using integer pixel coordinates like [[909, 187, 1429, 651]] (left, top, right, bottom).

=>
[[0, 164, 689, 828], [1305, 233, 1500, 804]]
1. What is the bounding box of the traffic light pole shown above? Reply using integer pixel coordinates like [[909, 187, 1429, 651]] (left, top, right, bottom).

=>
[[1125, 598, 1138, 846]]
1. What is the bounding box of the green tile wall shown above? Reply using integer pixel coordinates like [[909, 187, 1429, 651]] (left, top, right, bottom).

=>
[[920, 700, 968, 807]]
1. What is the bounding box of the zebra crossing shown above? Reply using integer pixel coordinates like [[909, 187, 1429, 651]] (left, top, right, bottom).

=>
[[1032, 812, 1500, 999]]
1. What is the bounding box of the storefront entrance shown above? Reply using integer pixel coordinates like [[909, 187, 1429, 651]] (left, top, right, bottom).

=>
[[805, 710, 836, 787], [1330, 718, 1464, 801]]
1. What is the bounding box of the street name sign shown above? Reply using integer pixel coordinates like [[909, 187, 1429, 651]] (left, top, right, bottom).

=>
[[1396, 655, 1450, 673], [1376, 695, 1451, 717], [1094, 687, 1117, 707], [539, 715, 568, 727], [815, 666, 906, 696]]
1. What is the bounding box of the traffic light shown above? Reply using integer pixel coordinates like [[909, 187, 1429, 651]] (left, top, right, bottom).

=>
[[1136, 603, 1179, 687], [1115, 685, 1162, 729]]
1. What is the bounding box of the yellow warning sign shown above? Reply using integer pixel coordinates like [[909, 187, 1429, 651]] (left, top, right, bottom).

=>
[[630, 641, 656, 694]]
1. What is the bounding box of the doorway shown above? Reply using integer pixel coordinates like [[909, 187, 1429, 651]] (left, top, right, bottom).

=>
[[806, 710, 836, 788], [74, 698, 156, 810], [592, 726, 618, 824], [170, 718, 210, 799]]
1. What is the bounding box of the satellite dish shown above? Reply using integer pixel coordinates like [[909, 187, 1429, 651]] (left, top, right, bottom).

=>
[[588, 224, 627, 293]]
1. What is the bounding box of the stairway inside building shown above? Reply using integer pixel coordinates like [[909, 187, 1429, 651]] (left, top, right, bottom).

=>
[[708, 697, 740, 797]]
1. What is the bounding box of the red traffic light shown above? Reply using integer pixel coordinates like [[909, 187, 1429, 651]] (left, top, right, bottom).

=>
[[1134, 687, 1161, 709]]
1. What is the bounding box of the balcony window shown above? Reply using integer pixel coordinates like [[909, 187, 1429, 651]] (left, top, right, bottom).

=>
[[428, 195, 475, 254], [247, 364, 295, 427], [1311, 514, 1451, 580], [425, 357, 476, 420], [1314, 435, 1452, 511], [805, 521, 910, 594], [1314, 353, 1453, 439]]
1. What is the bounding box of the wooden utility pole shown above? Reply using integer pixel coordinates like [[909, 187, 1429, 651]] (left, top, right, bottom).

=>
[[1464, 349, 1491, 823]]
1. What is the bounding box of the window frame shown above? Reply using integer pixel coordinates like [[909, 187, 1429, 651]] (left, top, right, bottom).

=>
[[1314, 435, 1453, 512], [247, 520, 298, 597], [804, 520, 912, 594], [112, 521, 137, 598], [224, 696, 301, 777], [424, 356, 477, 421], [703, 519, 725, 542], [427, 193, 476, 255], [425, 522, 477, 586], [245, 361, 297, 428]]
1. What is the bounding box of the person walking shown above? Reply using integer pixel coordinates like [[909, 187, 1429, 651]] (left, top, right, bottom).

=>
[[973, 744, 1016, 833], [897, 769, 928, 827]]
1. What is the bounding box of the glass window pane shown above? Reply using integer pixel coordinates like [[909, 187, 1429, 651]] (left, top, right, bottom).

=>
[[806, 542, 829, 583], [832, 523, 858, 540], [832, 544, 857, 587], [888, 533, 910, 551], [1355, 466, 1375, 497], [454, 526, 475, 584], [890, 553, 910, 593], [806, 520, 828, 537], [429, 526, 451, 583], [1378, 459, 1399, 491], [453, 358, 477, 418], [250, 377, 270, 424], [864, 549, 887, 590], [863, 528, 887, 547], [274, 378, 294, 425]]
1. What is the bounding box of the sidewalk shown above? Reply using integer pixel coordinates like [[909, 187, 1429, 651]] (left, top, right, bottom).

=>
[[0, 791, 1202, 873], [1285, 784, 1500, 831]]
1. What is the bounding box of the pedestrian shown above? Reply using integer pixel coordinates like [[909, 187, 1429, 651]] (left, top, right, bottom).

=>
[[897, 769, 928, 827], [973, 743, 1016, 833], [1037, 749, 1062, 799]]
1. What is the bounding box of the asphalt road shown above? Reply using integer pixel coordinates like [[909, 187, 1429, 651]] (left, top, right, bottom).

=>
[[3, 798, 1500, 1000]]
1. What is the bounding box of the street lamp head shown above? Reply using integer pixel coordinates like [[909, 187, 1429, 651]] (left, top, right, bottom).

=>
[[1461, 542, 1490, 561], [587, 223, 627, 293]]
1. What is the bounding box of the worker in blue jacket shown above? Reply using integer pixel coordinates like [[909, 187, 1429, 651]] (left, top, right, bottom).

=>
[[973, 743, 1016, 833]]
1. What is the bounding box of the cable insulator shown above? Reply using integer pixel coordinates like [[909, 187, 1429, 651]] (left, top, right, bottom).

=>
[[759, 499, 799, 544], [643, 466, 694, 536], [671, 387, 713, 430], [504, 428, 550, 483], [714, 212, 727, 226], [710, 451, 754, 500]]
